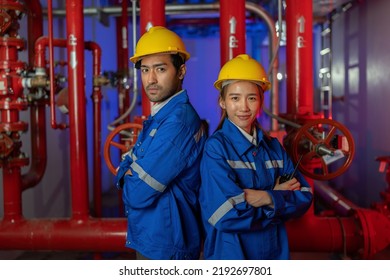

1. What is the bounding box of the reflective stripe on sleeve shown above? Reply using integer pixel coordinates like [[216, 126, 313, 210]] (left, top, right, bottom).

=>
[[264, 160, 283, 169], [301, 187, 312, 193], [149, 129, 157, 137], [208, 193, 246, 226], [130, 161, 166, 192], [227, 160, 256, 170], [121, 148, 137, 161]]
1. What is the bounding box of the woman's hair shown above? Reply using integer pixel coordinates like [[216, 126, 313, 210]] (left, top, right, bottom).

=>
[[215, 82, 264, 132]]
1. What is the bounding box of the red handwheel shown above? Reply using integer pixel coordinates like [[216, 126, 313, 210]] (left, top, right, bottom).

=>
[[291, 119, 355, 181], [104, 123, 143, 174]]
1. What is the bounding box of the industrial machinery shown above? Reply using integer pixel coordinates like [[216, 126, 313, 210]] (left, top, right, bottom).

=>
[[1, 0, 389, 260]]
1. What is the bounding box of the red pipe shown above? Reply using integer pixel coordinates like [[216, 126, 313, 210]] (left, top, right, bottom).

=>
[[287, 212, 362, 254], [0, 38, 20, 61], [116, 0, 130, 121], [1, 0, 389, 260], [26, 0, 43, 67], [139, 0, 165, 117], [33, 37, 104, 218], [34, 37, 66, 65], [0, 207, 388, 257], [219, 0, 246, 65], [21, 100, 47, 190], [314, 180, 358, 216], [114, 0, 131, 217], [0, 0, 28, 220], [2, 167, 23, 222], [286, 0, 314, 116], [47, 0, 66, 130], [66, 0, 89, 219], [286, 207, 390, 259], [0, 219, 127, 251], [87, 41, 103, 217], [22, 1, 47, 190]]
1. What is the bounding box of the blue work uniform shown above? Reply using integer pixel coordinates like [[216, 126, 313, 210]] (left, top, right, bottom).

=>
[[115, 90, 207, 260], [199, 119, 313, 260]]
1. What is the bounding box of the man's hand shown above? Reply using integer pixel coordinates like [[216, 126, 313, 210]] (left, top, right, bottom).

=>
[[115, 166, 132, 176]]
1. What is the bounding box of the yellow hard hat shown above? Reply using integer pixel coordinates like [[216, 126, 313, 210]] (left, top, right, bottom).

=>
[[214, 54, 271, 92], [130, 26, 190, 63]]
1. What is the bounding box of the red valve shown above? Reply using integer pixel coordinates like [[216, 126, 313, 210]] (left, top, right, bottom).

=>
[[291, 119, 355, 181], [103, 122, 143, 174]]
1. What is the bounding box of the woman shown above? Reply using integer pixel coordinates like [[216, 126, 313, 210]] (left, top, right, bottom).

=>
[[199, 54, 313, 260]]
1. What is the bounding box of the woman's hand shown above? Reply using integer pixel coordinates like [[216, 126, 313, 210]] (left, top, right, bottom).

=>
[[243, 178, 301, 208], [243, 189, 274, 208], [274, 177, 301, 191]]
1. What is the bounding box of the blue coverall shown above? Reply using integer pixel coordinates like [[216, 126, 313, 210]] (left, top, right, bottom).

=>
[[199, 119, 313, 259], [115, 90, 206, 260]]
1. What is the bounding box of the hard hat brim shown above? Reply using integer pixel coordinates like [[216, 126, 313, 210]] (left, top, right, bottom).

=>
[[214, 79, 271, 92], [130, 50, 190, 64]]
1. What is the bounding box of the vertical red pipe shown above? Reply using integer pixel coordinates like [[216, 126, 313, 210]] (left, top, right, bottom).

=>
[[47, 0, 66, 129], [286, 0, 314, 116], [3, 167, 22, 221], [21, 101, 47, 190], [26, 0, 43, 67], [139, 0, 165, 116], [0, 0, 27, 221], [116, 0, 130, 120], [88, 42, 103, 218], [32, 37, 101, 218], [219, 0, 246, 66], [21, 0, 47, 191], [115, 0, 131, 217], [66, 0, 89, 219]]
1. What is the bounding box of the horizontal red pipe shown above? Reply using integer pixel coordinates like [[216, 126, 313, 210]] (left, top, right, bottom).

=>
[[0, 219, 129, 252], [286, 207, 390, 258], [286, 213, 362, 253], [34, 36, 66, 67], [0, 208, 388, 258]]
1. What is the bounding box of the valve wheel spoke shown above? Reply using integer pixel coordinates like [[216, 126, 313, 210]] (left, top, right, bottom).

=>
[[103, 123, 143, 174], [109, 140, 128, 151], [292, 119, 355, 181]]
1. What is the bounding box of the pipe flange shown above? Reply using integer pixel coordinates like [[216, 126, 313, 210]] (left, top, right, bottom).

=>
[[0, 98, 28, 110], [0, 156, 29, 168], [0, 1, 26, 36], [0, 121, 28, 133], [354, 208, 390, 259]]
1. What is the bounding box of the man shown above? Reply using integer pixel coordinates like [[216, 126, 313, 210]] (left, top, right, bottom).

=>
[[115, 26, 206, 260]]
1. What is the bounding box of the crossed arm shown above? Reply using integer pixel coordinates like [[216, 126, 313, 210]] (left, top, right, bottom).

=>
[[243, 177, 301, 208]]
